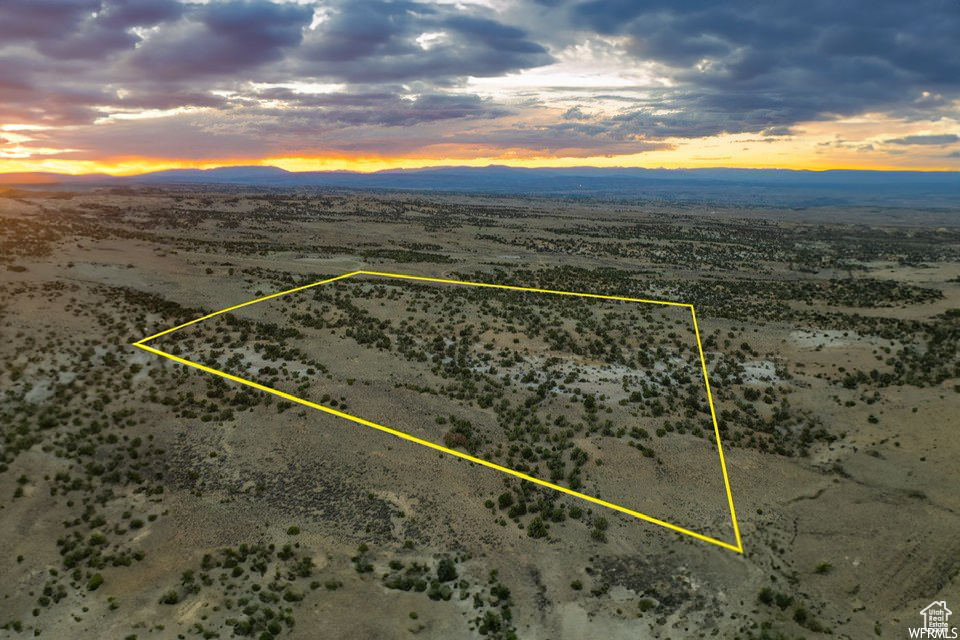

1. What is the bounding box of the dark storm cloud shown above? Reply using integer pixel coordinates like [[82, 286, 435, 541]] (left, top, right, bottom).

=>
[[0, 0, 553, 88], [300, 0, 425, 64], [115, 92, 233, 112], [253, 87, 400, 107], [601, 94, 798, 140], [0, 53, 111, 125], [37, 24, 141, 60], [1, 0, 956, 164], [441, 16, 542, 54], [19, 91, 511, 159], [0, 51, 232, 127], [884, 134, 960, 146], [371, 93, 511, 125], [0, 0, 200, 125], [0, 0, 532, 151], [568, 0, 960, 138], [0, 0, 183, 41], [0, 0, 185, 60], [129, 1, 314, 79], [0, 0, 101, 41], [39, 0, 186, 60], [297, 0, 554, 83], [97, 0, 185, 29], [246, 91, 511, 127]]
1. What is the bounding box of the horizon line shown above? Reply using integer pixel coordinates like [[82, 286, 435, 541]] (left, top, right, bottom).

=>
[[1, 162, 958, 180]]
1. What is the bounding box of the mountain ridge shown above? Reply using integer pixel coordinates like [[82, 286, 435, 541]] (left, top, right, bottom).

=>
[[1, 165, 956, 207]]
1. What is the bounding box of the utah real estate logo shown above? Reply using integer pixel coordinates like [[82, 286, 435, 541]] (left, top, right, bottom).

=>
[[909, 601, 958, 638]]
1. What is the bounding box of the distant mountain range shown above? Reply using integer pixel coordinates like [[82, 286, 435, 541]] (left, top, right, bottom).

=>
[[1, 165, 957, 207]]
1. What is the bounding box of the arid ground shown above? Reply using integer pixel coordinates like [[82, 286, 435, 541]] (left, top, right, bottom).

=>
[[1, 187, 958, 640]]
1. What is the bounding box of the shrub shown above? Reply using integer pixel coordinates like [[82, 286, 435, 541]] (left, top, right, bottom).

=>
[[774, 592, 793, 610], [757, 587, 774, 605], [437, 558, 458, 583], [507, 502, 527, 518], [88, 574, 104, 591], [527, 517, 548, 539], [443, 431, 469, 449], [793, 607, 808, 625], [479, 611, 502, 634], [282, 587, 304, 602], [427, 581, 452, 601]]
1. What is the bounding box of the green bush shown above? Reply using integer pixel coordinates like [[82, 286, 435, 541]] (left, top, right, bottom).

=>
[[793, 607, 808, 625], [437, 557, 458, 583], [282, 587, 304, 602], [88, 573, 104, 591], [774, 592, 793, 610], [527, 517, 548, 539], [427, 581, 452, 601]]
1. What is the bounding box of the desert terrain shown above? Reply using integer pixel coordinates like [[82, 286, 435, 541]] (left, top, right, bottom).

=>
[[1, 187, 958, 640]]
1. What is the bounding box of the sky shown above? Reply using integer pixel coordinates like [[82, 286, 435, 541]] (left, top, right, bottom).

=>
[[1, 0, 958, 175]]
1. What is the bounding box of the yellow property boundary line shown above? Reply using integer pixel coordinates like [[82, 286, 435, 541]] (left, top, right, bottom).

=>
[[134, 270, 743, 554]]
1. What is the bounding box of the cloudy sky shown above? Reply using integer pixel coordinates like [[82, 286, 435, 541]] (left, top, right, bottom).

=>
[[1, 0, 958, 174]]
